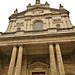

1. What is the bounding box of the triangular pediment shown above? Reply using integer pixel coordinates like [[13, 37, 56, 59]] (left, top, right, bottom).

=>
[[26, 6, 68, 13], [28, 62, 49, 69]]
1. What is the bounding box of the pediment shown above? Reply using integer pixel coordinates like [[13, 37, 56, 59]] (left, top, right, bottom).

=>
[[28, 62, 49, 69], [17, 14, 25, 17], [9, 6, 68, 19], [25, 7, 51, 16]]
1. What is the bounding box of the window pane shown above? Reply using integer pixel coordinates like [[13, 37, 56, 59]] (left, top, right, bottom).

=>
[[33, 21, 43, 30]]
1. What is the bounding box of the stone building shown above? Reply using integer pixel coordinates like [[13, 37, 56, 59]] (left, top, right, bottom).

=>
[[0, 0, 75, 75]]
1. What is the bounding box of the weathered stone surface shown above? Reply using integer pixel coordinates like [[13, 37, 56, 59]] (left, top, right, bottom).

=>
[[0, 0, 75, 75], [49, 44, 57, 75], [55, 43, 65, 75], [8, 46, 17, 75], [15, 46, 23, 75]]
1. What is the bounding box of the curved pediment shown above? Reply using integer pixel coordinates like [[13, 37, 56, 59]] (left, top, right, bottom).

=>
[[28, 62, 49, 69], [9, 6, 68, 19], [25, 7, 51, 16]]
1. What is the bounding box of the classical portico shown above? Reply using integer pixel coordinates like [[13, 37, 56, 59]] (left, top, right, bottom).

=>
[[7, 42, 65, 75], [0, 0, 75, 75]]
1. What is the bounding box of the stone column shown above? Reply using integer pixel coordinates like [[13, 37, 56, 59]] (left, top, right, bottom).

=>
[[55, 43, 65, 75], [15, 45, 23, 75], [49, 43, 57, 75], [8, 46, 17, 75]]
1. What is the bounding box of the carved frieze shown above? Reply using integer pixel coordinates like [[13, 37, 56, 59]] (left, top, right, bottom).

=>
[[33, 9, 44, 15], [16, 22, 24, 26], [53, 19, 62, 24]]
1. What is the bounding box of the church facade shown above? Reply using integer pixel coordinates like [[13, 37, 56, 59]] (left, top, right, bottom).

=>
[[0, 0, 75, 75]]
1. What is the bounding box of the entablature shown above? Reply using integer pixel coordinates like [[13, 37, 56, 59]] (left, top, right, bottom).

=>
[[1, 27, 75, 38]]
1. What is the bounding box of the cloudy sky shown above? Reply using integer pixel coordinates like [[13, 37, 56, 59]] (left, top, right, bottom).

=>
[[0, 0, 75, 32]]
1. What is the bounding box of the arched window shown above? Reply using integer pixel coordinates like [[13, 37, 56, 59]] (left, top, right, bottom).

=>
[[33, 21, 43, 30]]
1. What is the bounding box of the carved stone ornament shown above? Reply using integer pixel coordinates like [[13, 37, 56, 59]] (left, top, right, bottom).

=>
[[33, 10, 43, 15], [16, 22, 24, 26], [53, 19, 62, 24]]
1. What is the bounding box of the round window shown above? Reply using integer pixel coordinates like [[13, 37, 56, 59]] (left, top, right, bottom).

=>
[[56, 24, 60, 28]]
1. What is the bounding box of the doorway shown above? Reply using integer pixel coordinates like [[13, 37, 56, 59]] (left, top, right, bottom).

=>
[[32, 72, 45, 75]]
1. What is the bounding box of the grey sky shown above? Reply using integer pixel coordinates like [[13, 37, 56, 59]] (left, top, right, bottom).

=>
[[0, 0, 75, 32]]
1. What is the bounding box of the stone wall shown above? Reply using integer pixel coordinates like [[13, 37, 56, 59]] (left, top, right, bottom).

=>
[[64, 64, 75, 75], [6, 15, 73, 32]]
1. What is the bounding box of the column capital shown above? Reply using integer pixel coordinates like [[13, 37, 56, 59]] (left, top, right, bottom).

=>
[[18, 44, 23, 46], [17, 44, 24, 48], [55, 42, 60, 45], [47, 42, 52, 46], [12, 44, 24, 48], [48, 42, 55, 46], [12, 44, 19, 48]]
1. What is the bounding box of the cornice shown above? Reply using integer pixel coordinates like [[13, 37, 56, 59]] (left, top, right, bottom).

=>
[[0, 30, 75, 41], [9, 12, 68, 19], [9, 7, 69, 19]]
